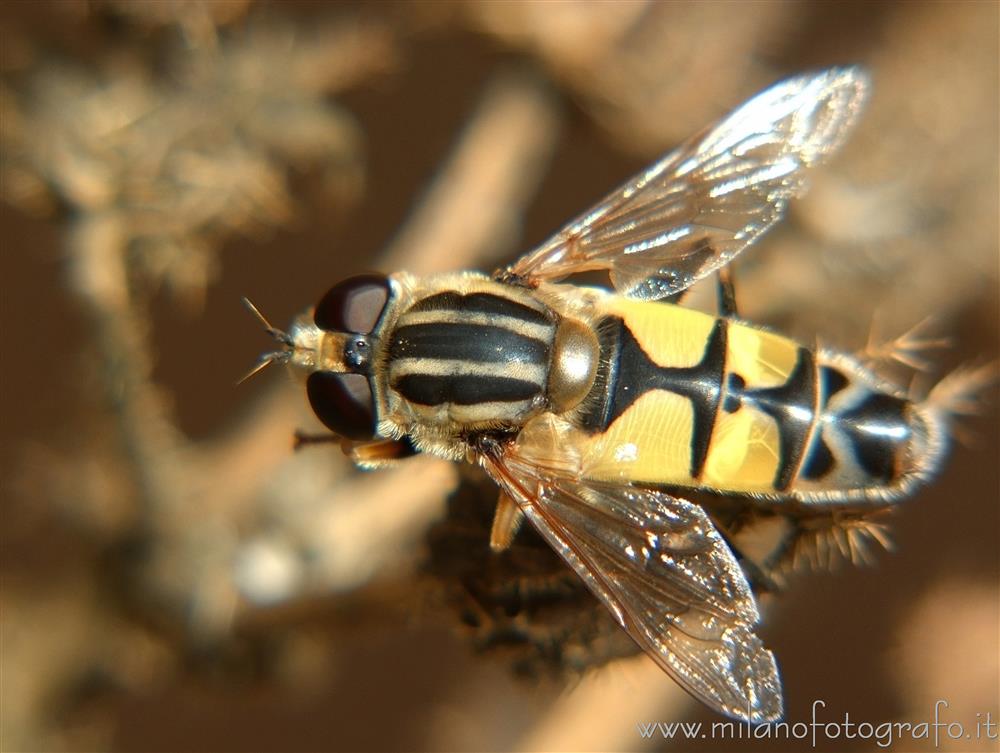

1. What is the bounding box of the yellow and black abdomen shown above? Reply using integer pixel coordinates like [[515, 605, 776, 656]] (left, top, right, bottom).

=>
[[573, 297, 926, 501]]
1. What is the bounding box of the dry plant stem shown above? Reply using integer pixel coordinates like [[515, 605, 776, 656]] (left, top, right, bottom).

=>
[[377, 71, 705, 745], [297, 455, 461, 595], [187, 385, 304, 513], [202, 70, 563, 622], [305, 71, 562, 580], [306, 72, 563, 556], [281, 71, 563, 576], [379, 71, 561, 275], [69, 213, 185, 527], [514, 657, 689, 752]]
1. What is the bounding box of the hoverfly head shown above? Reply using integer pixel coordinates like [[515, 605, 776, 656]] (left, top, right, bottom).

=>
[[247, 275, 393, 440]]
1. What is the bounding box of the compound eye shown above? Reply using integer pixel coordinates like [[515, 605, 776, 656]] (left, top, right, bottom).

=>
[[306, 372, 376, 440], [314, 274, 391, 334]]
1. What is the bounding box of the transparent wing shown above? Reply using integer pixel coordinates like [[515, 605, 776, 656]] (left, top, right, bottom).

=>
[[479, 435, 783, 723], [502, 67, 869, 300]]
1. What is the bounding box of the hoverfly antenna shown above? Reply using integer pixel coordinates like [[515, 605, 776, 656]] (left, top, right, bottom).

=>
[[237, 354, 280, 385], [239, 297, 293, 385], [242, 297, 293, 346]]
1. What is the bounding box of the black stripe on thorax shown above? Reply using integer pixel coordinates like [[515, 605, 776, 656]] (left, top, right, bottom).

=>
[[393, 374, 539, 406], [408, 291, 553, 326], [389, 322, 548, 365]]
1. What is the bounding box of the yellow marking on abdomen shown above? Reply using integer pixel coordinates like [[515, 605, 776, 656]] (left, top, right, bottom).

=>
[[709, 322, 805, 491], [578, 298, 810, 493], [702, 407, 782, 491], [727, 322, 800, 389], [580, 390, 693, 483], [598, 297, 717, 368]]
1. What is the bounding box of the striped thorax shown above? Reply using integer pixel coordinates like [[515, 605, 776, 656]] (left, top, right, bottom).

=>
[[386, 276, 557, 428]]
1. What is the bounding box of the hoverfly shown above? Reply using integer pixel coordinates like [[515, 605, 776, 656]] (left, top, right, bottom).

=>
[[248, 68, 961, 723]]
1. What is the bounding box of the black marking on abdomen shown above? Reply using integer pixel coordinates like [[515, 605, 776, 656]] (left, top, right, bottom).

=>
[[839, 393, 911, 482], [728, 348, 817, 491], [389, 322, 548, 364], [801, 438, 835, 480], [723, 373, 745, 413], [409, 291, 552, 326], [583, 316, 727, 479], [819, 366, 850, 405], [394, 374, 540, 406], [798, 364, 852, 481]]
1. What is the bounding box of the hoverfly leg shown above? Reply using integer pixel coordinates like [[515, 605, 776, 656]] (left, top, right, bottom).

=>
[[661, 290, 688, 305], [716, 266, 739, 318], [762, 509, 895, 574], [489, 491, 525, 552], [492, 268, 536, 289], [349, 437, 419, 468], [858, 315, 949, 372], [736, 555, 782, 596], [293, 430, 345, 451], [712, 515, 783, 595], [292, 431, 418, 467]]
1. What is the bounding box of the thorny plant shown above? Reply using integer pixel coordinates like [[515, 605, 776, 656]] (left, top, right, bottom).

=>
[[1, 2, 997, 752]]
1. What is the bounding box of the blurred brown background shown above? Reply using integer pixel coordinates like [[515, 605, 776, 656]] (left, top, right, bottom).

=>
[[1, 2, 997, 752]]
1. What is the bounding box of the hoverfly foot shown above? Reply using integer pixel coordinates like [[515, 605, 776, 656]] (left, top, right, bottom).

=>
[[716, 266, 740, 318], [492, 268, 536, 289], [860, 315, 950, 373], [292, 430, 345, 452]]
